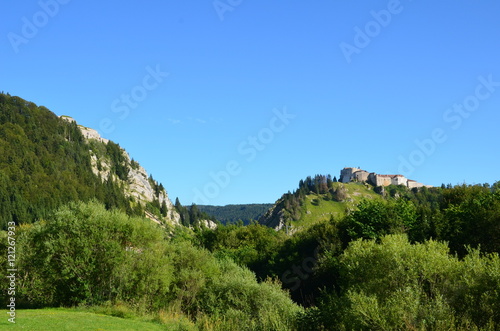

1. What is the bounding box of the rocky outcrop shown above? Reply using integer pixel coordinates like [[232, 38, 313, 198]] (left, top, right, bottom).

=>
[[199, 219, 218, 230], [60, 115, 181, 226], [124, 152, 180, 225], [259, 199, 286, 230], [79, 125, 109, 144]]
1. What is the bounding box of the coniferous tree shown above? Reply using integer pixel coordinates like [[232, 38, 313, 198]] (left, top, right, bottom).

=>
[[160, 200, 168, 217], [327, 174, 333, 189]]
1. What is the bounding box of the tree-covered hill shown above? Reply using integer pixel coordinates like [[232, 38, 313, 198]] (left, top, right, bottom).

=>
[[0, 93, 178, 229], [197, 203, 273, 225], [259, 174, 382, 230]]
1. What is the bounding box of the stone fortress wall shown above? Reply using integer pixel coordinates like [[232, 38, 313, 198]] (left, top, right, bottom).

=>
[[339, 167, 427, 189]]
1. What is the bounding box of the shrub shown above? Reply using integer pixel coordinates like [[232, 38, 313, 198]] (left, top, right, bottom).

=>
[[314, 234, 500, 330], [14, 201, 173, 309], [199, 258, 302, 330]]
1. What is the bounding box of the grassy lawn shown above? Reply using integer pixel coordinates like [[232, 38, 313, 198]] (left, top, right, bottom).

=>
[[298, 182, 381, 227], [0, 308, 171, 331]]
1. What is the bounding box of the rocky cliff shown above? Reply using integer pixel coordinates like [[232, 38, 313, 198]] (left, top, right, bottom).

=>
[[258, 199, 287, 230], [60, 116, 181, 226]]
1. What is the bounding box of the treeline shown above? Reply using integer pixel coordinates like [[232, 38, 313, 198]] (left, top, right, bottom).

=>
[[0, 94, 142, 228], [350, 181, 500, 256], [197, 204, 273, 225], [174, 198, 217, 227]]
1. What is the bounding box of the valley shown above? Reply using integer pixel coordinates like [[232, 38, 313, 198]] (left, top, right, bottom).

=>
[[1, 93, 500, 330]]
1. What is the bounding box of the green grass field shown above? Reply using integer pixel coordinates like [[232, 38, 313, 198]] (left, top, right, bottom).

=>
[[0, 308, 175, 331], [298, 182, 381, 227]]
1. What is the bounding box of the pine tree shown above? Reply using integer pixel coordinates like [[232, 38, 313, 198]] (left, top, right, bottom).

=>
[[327, 174, 333, 189], [160, 200, 168, 217]]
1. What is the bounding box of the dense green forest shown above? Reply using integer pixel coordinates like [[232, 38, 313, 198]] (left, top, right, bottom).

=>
[[197, 204, 273, 225], [0, 93, 143, 229]]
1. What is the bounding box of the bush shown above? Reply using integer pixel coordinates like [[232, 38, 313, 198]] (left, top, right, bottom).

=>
[[166, 245, 303, 330], [339, 199, 417, 243], [453, 249, 500, 328], [314, 234, 500, 330], [199, 258, 302, 330], [12, 201, 173, 309]]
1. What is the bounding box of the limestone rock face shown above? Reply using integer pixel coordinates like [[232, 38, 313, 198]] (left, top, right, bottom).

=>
[[60, 115, 181, 226], [199, 219, 218, 230], [259, 201, 286, 230], [79, 126, 109, 144], [123, 152, 181, 225]]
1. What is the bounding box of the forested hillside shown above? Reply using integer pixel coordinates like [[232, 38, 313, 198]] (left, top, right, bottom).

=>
[[0, 93, 178, 229], [0, 94, 128, 227], [197, 203, 273, 225]]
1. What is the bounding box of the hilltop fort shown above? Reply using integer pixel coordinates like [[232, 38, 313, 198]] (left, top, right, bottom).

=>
[[339, 167, 428, 189]]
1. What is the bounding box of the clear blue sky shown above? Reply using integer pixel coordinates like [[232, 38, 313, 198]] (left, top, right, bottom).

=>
[[2, 1, 500, 205]]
